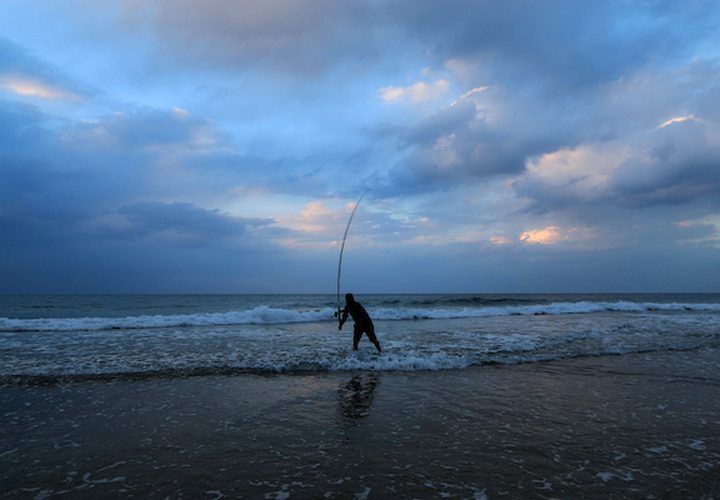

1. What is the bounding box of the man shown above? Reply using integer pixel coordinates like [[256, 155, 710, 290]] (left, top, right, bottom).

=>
[[339, 293, 382, 352]]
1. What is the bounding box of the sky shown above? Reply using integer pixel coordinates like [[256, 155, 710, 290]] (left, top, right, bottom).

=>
[[1, 0, 720, 294]]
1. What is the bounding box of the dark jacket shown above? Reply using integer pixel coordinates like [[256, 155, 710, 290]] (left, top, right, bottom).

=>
[[339, 294, 373, 329]]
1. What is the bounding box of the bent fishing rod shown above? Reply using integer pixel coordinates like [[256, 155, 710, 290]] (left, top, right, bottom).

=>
[[336, 190, 368, 327]]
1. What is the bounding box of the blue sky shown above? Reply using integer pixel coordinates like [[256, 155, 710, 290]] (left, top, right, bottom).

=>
[[1, 0, 719, 293]]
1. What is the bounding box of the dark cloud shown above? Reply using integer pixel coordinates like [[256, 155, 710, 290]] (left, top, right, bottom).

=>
[[64, 108, 335, 198], [0, 101, 160, 231], [92, 201, 273, 246], [82, 1, 718, 87], [374, 96, 579, 196], [0, 99, 289, 293], [370, 15, 719, 200], [0, 37, 93, 98], [0, 99, 50, 151], [0, 96, 278, 257], [109, 0, 382, 74], [385, 0, 718, 90], [513, 119, 720, 215], [609, 121, 720, 208], [2, 2, 720, 293], [401, 101, 476, 147], [31, 1, 719, 205], [62, 107, 227, 151], [0, 100, 98, 247]]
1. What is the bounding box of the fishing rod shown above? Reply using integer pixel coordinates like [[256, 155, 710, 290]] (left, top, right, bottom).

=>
[[336, 190, 369, 326]]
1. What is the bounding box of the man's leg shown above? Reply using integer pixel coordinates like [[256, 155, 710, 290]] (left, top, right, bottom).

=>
[[366, 325, 382, 353], [353, 324, 362, 350]]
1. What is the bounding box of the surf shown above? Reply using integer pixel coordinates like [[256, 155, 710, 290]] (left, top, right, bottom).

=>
[[3, 300, 720, 332]]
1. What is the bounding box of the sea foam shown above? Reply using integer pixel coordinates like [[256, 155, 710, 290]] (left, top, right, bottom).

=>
[[1, 301, 720, 332]]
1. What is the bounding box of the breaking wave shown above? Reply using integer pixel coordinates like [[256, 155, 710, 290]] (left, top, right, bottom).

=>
[[1, 301, 720, 333]]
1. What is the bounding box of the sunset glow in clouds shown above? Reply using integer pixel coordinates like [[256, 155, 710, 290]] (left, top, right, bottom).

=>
[[1, 75, 77, 100], [1, 1, 719, 293]]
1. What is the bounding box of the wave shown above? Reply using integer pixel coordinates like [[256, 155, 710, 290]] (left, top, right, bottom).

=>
[[408, 296, 546, 306], [0, 306, 337, 332], [1, 301, 720, 333], [1, 346, 712, 385], [0, 353, 477, 383], [3, 307, 719, 380]]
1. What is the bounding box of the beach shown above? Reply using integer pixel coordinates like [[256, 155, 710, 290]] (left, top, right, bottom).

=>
[[3, 348, 719, 498], [4, 2, 720, 497]]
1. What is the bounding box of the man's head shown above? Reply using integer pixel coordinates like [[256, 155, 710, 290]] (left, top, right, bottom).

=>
[[345, 293, 355, 304]]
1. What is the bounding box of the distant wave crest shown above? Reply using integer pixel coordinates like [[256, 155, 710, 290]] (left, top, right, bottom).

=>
[[1, 301, 719, 333], [0, 306, 337, 332]]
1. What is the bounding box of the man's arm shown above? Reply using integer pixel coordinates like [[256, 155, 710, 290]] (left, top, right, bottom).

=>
[[339, 307, 349, 330]]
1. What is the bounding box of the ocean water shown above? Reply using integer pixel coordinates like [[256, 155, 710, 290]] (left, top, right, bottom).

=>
[[1, 293, 720, 381]]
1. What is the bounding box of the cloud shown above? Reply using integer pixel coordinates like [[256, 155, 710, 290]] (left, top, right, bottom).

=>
[[512, 145, 622, 212], [379, 79, 449, 104], [61, 107, 227, 151], [89, 201, 273, 246], [0, 100, 104, 248], [0, 37, 90, 101], [0, 89, 279, 253], [506, 53, 720, 221], [0, 99, 48, 149], [61, 0, 716, 87], [401, 100, 476, 146], [658, 114, 699, 129], [374, 86, 578, 195], [517, 223, 604, 249], [0, 75, 81, 100], [672, 218, 720, 244], [383, 0, 718, 90], [104, 0, 381, 74], [519, 226, 566, 245], [369, 8, 720, 198], [457, 86, 488, 100], [278, 200, 343, 236], [2, 2, 720, 292], [610, 122, 720, 206], [489, 235, 512, 245]]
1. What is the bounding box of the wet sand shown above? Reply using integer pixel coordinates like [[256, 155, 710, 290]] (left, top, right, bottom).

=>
[[2, 349, 720, 498]]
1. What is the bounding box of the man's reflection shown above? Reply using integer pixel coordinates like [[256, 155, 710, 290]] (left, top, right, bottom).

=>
[[338, 373, 379, 421]]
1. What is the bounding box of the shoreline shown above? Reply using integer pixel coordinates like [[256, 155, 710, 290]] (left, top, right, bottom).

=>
[[1, 346, 713, 387], [2, 348, 720, 498]]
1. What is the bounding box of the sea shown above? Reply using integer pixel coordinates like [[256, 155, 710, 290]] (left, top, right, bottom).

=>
[[3, 293, 720, 497], [2, 293, 720, 382]]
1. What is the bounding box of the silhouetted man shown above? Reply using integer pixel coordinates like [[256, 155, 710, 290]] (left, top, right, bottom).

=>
[[339, 293, 382, 352]]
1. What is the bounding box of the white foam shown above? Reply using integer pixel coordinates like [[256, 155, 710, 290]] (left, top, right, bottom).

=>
[[596, 472, 614, 482], [0, 306, 337, 332], [329, 352, 473, 372], [1, 301, 719, 333], [1, 324, 717, 378], [373, 301, 720, 320]]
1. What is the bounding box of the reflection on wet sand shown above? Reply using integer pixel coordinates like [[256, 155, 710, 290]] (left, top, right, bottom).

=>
[[4, 351, 720, 498], [337, 373, 379, 421]]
